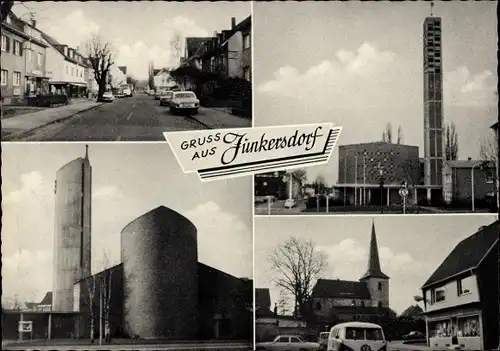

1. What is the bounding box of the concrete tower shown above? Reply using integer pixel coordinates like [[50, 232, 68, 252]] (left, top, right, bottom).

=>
[[423, 12, 444, 202], [52, 145, 92, 312], [359, 220, 390, 308]]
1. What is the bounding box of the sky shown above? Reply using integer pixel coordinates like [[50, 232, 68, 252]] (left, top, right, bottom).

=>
[[12, 1, 251, 80], [254, 214, 498, 315], [253, 1, 498, 185], [1, 142, 253, 304]]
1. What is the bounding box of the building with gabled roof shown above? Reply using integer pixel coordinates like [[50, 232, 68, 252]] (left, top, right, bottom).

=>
[[421, 220, 499, 351], [310, 221, 395, 327]]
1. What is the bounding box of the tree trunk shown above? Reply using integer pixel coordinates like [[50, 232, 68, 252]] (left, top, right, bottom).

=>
[[97, 80, 106, 102]]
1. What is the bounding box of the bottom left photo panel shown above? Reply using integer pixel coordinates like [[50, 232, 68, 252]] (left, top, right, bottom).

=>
[[1, 142, 254, 350]]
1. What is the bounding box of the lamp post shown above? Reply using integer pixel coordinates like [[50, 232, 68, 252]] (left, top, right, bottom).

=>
[[324, 193, 330, 213], [316, 194, 320, 213], [471, 162, 483, 212]]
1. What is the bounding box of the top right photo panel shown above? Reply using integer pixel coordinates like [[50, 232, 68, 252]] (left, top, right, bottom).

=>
[[253, 1, 498, 216]]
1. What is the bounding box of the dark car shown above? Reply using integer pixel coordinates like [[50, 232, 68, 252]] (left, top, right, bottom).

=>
[[402, 331, 426, 340]]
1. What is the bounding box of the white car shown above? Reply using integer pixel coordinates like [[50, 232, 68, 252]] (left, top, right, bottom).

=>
[[169, 91, 200, 115], [327, 322, 387, 351], [123, 88, 132, 97], [102, 91, 114, 102], [284, 198, 297, 208], [160, 91, 174, 106], [256, 335, 320, 351]]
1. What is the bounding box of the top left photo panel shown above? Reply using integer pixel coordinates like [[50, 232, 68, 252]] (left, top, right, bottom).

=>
[[1, 1, 252, 142]]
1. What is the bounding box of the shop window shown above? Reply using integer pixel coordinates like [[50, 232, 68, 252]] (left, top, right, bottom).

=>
[[457, 316, 480, 337], [429, 319, 452, 338]]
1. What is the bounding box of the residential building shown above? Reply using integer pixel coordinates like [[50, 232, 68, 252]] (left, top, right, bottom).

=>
[[84, 63, 98, 95], [309, 221, 396, 330], [421, 221, 499, 351], [400, 305, 425, 320], [107, 64, 127, 90], [226, 16, 251, 81], [153, 68, 176, 90], [336, 142, 422, 206], [423, 16, 444, 202], [254, 171, 289, 200], [442, 160, 496, 206], [39, 31, 88, 97], [1, 12, 49, 104], [36, 292, 52, 312]]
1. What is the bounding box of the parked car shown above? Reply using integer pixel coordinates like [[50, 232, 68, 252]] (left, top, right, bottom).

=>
[[154, 91, 162, 100], [402, 331, 426, 340], [169, 91, 200, 115], [160, 91, 174, 106], [123, 87, 133, 97], [102, 91, 114, 102], [318, 332, 329, 351], [256, 335, 320, 351], [284, 198, 297, 208], [327, 322, 387, 351]]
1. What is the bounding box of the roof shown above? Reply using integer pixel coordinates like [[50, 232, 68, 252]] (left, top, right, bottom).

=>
[[39, 292, 52, 305], [328, 306, 396, 316], [491, 121, 498, 130], [360, 221, 390, 280], [330, 322, 384, 329], [185, 37, 212, 58], [233, 15, 251, 32], [400, 304, 424, 318], [256, 306, 275, 318], [39, 31, 87, 67], [1, 13, 48, 48], [311, 279, 371, 299], [447, 160, 494, 169], [256, 288, 271, 308], [422, 220, 499, 289]]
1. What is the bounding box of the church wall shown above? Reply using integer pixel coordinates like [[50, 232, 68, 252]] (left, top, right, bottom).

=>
[[362, 277, 390, 307], [311, 297, 372, 317]]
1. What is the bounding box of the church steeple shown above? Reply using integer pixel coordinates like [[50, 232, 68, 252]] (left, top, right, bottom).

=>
[[360, 219, 389, 280], [84, 144, 89, 161]]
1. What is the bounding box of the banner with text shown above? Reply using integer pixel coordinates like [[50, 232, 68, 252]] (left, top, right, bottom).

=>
[[164, 123, 342, 181]]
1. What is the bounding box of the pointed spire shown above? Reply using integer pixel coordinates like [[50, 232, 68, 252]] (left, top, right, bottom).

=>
[[84, 144, 89, 160], [430, 1, 434, 16], [360, 219, 389, 280]]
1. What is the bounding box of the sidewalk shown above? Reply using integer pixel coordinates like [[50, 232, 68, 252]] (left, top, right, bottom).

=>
[[2, 100, 103, 140], [192, 106, 251, 129]]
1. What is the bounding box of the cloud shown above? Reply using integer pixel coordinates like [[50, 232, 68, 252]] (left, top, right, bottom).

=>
[[185, 201, 252, 278], [93, 185, 124, 200], [257, 42, 398, 109], [317, 238, 428, 280], [116, 16, 209, 79], [444, 66, 497, 107], [41, 9, 100, 49]]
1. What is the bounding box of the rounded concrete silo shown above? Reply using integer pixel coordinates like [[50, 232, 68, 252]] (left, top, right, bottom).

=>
[[121, 205, 199, 339], [52, 152, 92, 312]]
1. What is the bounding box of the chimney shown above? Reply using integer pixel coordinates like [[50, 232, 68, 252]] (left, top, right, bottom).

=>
[[63, 46, 68, 56], [231, 17, 236, 29], [31, 19, 36, 27]]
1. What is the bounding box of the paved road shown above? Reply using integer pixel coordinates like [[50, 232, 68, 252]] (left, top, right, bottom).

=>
[[3, 341, 251, 351], [255, 199, 307, 215], [15, 94, 213, 141]]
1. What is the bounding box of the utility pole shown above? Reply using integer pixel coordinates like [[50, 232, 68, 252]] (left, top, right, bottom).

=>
[[430, 1, 434, 16]]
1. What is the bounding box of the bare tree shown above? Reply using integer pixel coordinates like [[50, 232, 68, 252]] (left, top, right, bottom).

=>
[[169, 34, 182, 67], [382, 122, 393, 143], [100, 251, 113, 343], [397, 125, 404, 144], [268, 237, 328, 317], [400, 157, 421, 209], [445, 122, 459, 161], [291, 169, 307, 183], [277, 290, 292, 316], [2, 295, 22, 311], [84, 33, 115, 102], [480, 134, 499, 210]]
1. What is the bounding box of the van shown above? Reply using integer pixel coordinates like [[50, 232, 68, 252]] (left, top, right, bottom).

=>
[[327, 322, 387, 351]]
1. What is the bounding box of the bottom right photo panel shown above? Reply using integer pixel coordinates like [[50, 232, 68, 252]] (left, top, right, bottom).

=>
[[254, 215, 499, 351]]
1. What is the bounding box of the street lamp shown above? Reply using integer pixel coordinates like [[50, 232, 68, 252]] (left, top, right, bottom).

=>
[[379, 168, 384, 214]]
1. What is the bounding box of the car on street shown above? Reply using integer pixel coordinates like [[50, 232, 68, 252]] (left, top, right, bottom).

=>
[[102, 91, 114, 102], [327, 322, 387, 351], [284, 198, 297, 208], [318, 332, 329, 350], [123, 87, 133, 97], [154, 91, 162, 100], [256, 335, 320, 351], [402, 331, 426, 340], [169, 91, 200, 115], [160, 91, 174, 106]]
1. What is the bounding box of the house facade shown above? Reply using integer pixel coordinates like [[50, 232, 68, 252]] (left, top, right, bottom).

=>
[[1, 12, 49, 103], [421, 221, 499, 351], [442, 160, 496, 207], [153, 69, 176, 90]]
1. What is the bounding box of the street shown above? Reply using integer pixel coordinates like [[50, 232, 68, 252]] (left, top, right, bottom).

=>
[[2, 340, 252, 351], [7, 94, 249, 141]]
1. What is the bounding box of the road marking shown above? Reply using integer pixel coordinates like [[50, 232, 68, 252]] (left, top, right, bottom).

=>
[[126, 112, 133, 120]]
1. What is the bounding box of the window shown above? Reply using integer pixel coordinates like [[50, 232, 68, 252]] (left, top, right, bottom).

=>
[[14, 40, 21, 55], [378, 301, 383, 307], [243, 33, 251, 49], [37, 52, 42, 66], [243, 66, 251, 81], [1, 35, 6, 51], [1, 69, 7, 85], [66, 66, 69, 74], [444, 193, 452, 202], [27, 49, 32, 63], [346, 327, 384, 341], [433, 286, 446, 303], [12, 71, 21, 86], [485, 173, 494, 184], [315, 302, 322, 311], [378, 282, 382, 291], [457, 276, 474, 295], [290, 337, 302, 343], [457, 315, 480, 337], [71, 67, 75, 76], [445, 174, 452, 184], [276, 336, 289, 343]]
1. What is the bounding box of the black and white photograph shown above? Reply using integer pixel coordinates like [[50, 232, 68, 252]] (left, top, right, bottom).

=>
[[254, 215, 499, 351], [253, 1, 498, 215], [1, 143, 253, 350], [1, 1, 252, 142]]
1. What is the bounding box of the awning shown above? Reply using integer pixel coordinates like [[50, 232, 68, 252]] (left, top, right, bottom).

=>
[[49, 81, 87, 87]]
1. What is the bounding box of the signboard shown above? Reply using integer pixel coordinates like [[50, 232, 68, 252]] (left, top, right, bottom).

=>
[[18, 321, 33, 332], [399, 188, 409, 198]]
